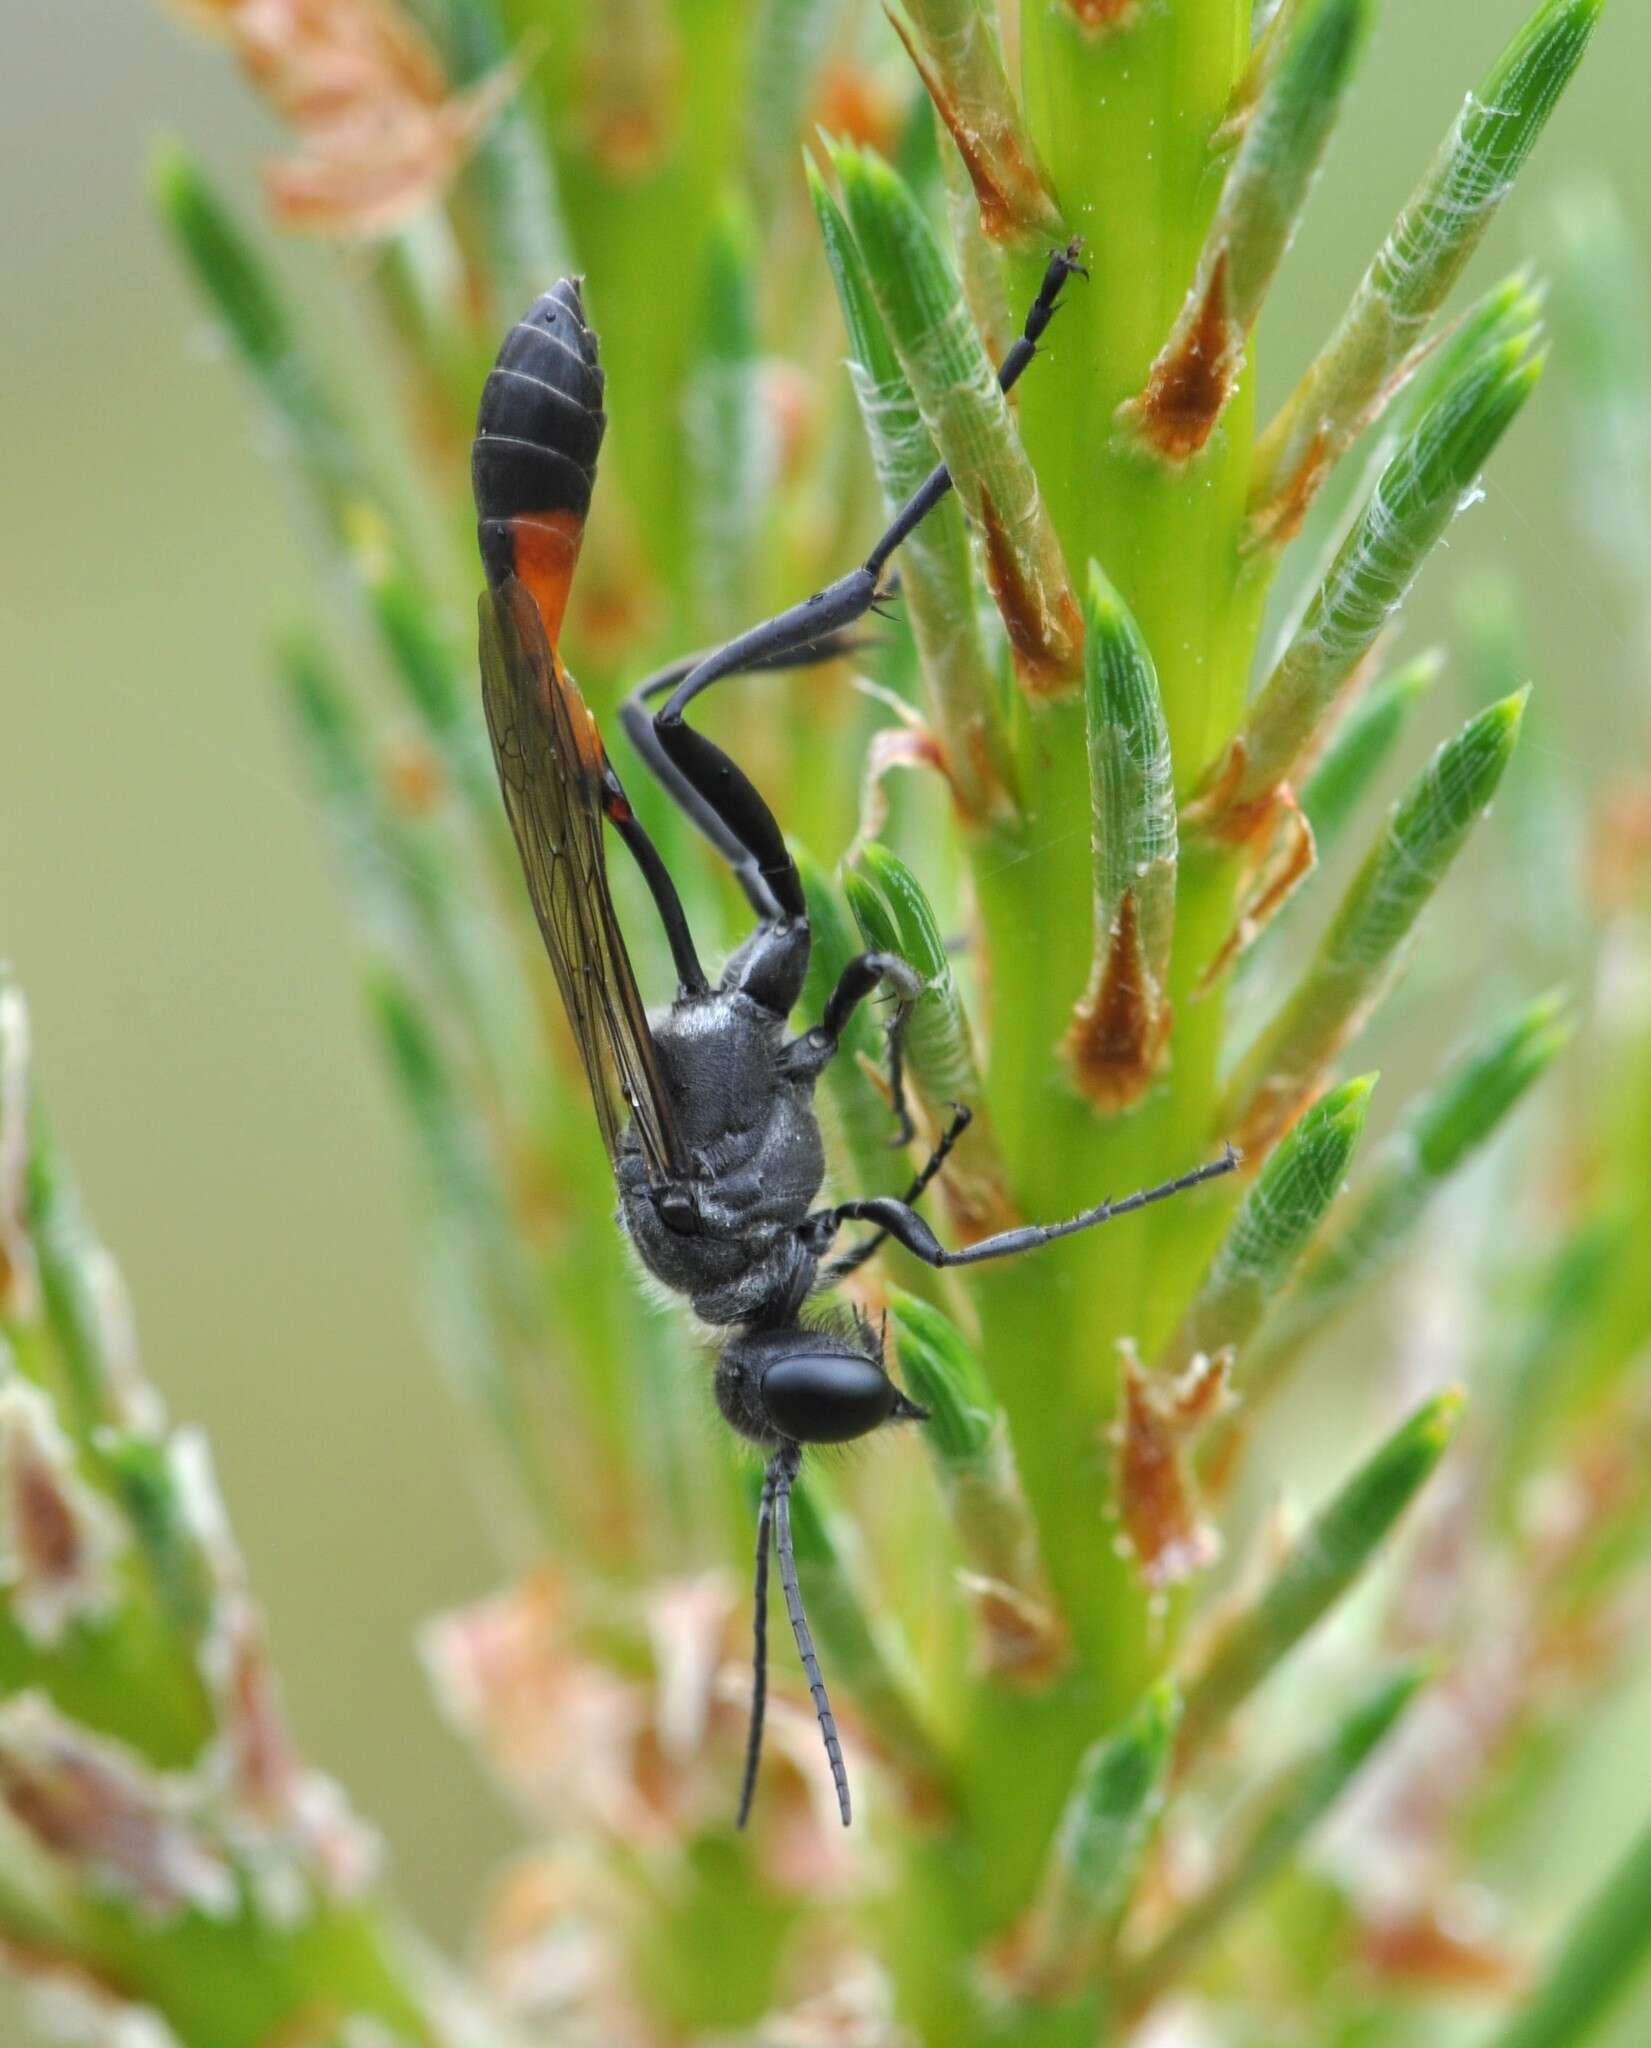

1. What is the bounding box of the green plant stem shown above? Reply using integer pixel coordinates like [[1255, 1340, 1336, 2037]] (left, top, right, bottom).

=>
[[879, 11, 1263, 2039]]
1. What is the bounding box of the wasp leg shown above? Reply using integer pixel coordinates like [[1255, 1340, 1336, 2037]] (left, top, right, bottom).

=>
[[810, 1146, 1240, 1269], [828, 1102, 974, 1282], [787, 950, 924, 1143], [641, 243, 1085, 919], [596, 763, 709, 994], [653, 239, 1086, 737], [617, 632, 866, 921]]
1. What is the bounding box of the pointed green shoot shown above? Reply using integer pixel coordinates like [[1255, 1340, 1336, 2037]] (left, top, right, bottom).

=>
[[151, 140, 370, 532], [369, 973, 547, 1494], [1179, 1391, 1463, 1761], [282, 636, 507, 1077], [808, 158, 1017, 820], [797, 846, 914, 1204], [1122, 1666, 1425, 2000], [1208, 335, 1540, 827], [98, 1433, 216, 1646], [1246, 992, 1571, 1391], [686, 196, 767, 637], [1399, 270, 1550, 435], [1013, 1678, 1181, 1995], [1160, 1076, 1375, 1376], [21, 1121, 123, 1447], [1126, 0, 1370, 462], [154, 144, 500, 831], [1225, 692, 1528, 1151], [368, 575, 503, 831], [829, 140, 1082, 691], [1066, 563, 1177, 1112], [1299, 648, 1442, 857], [846, 842, 1012, 1236], [1487, 1804, 1651, 2048], [890, 1292, 1065, 1685], [1251, 0, 1603, 540], [886, 0, 1061, 244]]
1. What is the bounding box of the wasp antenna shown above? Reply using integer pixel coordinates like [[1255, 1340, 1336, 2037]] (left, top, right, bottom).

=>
[[736, 1462, 780, 1830], [774, 1449, 852, 1827]]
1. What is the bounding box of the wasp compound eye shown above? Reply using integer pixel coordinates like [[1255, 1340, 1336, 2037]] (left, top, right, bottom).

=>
[[761, 1351, 904, 1444]]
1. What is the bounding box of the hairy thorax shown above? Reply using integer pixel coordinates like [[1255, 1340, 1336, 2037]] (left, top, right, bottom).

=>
[[617, 988, 826, 1327]]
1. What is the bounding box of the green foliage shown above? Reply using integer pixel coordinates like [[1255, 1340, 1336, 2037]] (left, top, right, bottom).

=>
[[12, 0, 1636, 2041], [1178, 1392, 1463, 1761]]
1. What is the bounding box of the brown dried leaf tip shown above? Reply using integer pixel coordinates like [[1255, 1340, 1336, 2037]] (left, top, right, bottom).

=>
[[1120, 251, 1242, 464], [884, 6, 1061, 245], [1245, 423, 1334, 552], [957, 1570, 1070, 1690], [1358, 1904, 1526, 1997], [576, 0, 681, 177], [1066, 889, 1174, 1112], [1184, 752, 1317, 999], [854, 716, 954, 852], [182, 0, 510, 236], [1114, 1342, 1234, 1589], [0, 1385, 122, 1647], [0, 1694, 236, 1919], [978, 486, 1085, 695]]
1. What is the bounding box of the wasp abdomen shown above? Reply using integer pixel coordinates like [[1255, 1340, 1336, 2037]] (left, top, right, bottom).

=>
[[473, 279, 608, 609]]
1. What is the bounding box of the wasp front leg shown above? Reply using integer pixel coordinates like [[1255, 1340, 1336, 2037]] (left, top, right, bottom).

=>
[[785, 950, 924, 1145]]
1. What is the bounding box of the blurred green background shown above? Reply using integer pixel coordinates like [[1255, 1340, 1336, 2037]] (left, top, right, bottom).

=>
[[1, 0, 1647, 2023]]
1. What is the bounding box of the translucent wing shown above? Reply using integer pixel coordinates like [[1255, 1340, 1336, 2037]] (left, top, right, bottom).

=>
[[478, 576, 686, 1184]]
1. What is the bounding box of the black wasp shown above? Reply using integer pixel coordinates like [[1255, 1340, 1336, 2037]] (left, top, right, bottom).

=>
[[472, 247, 1237, 1828]]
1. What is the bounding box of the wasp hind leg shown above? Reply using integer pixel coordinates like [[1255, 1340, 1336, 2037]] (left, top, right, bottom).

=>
[[648, 240, 1086, 741], [617, 632, 865, 922]]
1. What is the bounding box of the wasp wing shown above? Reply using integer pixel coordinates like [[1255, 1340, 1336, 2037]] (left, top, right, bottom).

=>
[[478, 576, 686, 1185]]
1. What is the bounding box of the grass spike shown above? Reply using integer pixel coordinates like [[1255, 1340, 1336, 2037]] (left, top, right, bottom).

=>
[[1066, 562, 1177, 1112], [1251, 0, 1604, 542], [845, 842, 1015, 1237], [1120, 1665, 1426, 2001], [1199, 332, 1541, 835], [890, 1292, 1067, 1685], [1008, 1678, 1181, 1996], [1242, 991, 1571, 1399], [828, 139, 1082, 690], [1179, 1391, 1463, 1760], [1224, 692, 1529, 1153], [1299, 647, 1442, 857], [807, 158, 1019, 820], [1122, 0, 1370, 462], [1159, 1076, 1375, 1376]]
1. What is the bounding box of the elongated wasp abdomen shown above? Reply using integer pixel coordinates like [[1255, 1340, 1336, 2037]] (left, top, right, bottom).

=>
[[473, 278, 608, 641]]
